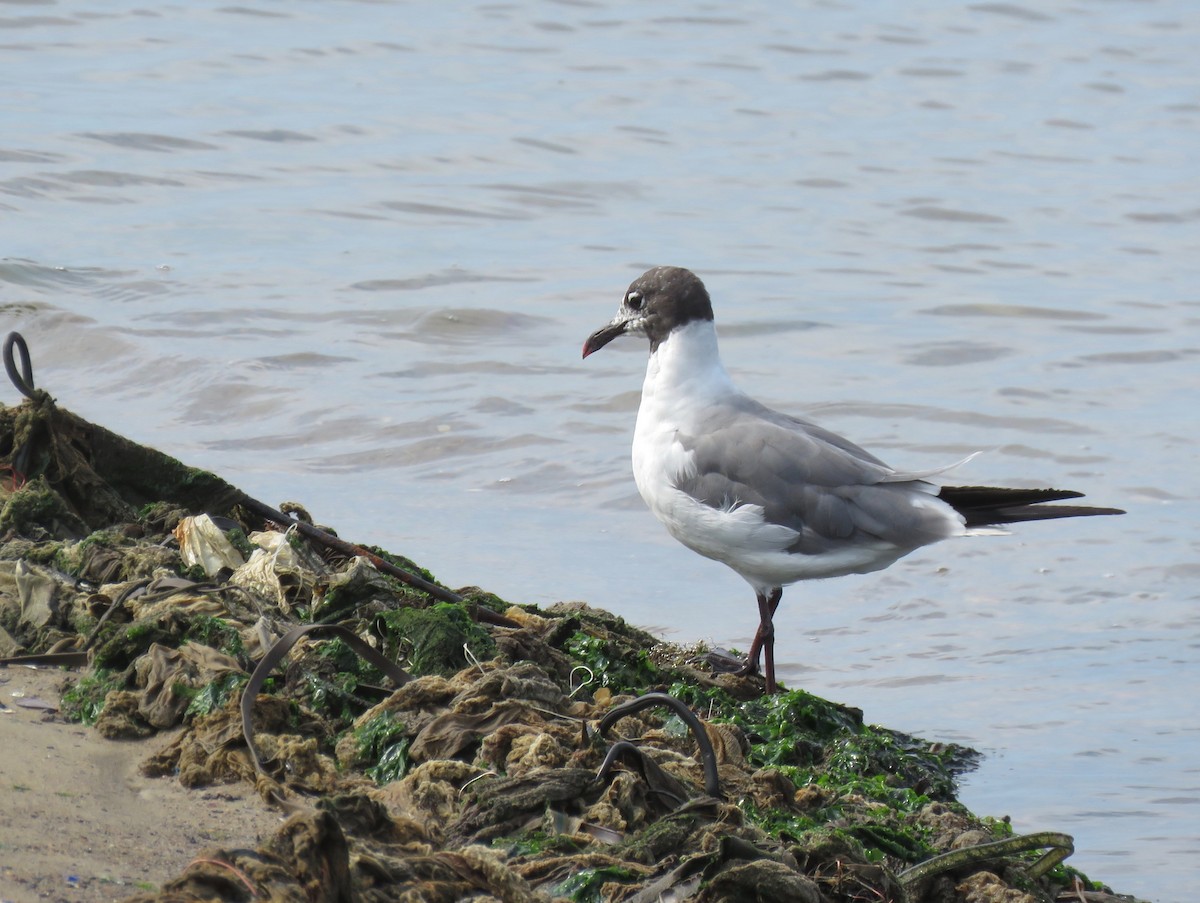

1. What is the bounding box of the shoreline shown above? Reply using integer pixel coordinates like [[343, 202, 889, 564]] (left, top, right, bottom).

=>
[[0, 395, 1150, 903]]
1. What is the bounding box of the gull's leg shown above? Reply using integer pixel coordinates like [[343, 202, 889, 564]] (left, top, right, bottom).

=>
[[760, 587, 782, 694], [734, 588, 783, 693]]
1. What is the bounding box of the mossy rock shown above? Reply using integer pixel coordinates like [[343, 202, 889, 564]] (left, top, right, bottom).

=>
[[1, 395, 244, 534], [0, 476, 88, 539]]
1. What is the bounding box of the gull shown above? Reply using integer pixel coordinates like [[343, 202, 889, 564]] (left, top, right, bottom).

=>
[[582, 266, 1124, 694]]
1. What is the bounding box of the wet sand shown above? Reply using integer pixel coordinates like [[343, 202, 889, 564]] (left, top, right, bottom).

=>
[[0, 666, 281, 903]]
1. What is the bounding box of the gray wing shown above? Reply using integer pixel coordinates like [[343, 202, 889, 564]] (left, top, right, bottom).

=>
[[676, 397, 961, 555]]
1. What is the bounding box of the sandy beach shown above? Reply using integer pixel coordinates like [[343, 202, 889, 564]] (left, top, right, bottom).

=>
[[0, 666, 280, 903]]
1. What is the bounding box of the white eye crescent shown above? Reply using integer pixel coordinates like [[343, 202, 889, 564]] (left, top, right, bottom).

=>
[[627, 290, 644, 311]]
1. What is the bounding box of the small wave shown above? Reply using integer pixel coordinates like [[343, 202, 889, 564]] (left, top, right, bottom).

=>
[[223, 129, 317, 143], [903, 206, 1007, 224], [0, 259, 133, 289], [378, 200, 530, 221], [1076, 349, 1198, 365], [968, 4, 1054, 22], [351, 270, 535, 292], [921, 303, 1105, 321], [77, 132, 219, 153]]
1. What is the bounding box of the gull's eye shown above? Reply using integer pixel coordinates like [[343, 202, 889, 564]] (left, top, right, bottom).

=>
[[627, 290, 644, 311]]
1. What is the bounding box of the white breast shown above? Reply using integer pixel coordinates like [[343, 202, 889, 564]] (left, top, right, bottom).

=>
[[631, 320, 729, 517]]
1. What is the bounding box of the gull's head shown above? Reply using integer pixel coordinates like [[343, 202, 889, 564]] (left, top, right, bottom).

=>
[[582, 266, 715, 359]]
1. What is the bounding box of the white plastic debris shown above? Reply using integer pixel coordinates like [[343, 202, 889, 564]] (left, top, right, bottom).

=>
[[174, 514, 246, 577], [231, 528, 310, 614]]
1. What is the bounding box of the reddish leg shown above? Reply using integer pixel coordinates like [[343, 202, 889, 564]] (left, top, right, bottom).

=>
[[734, 587, 783, 693]]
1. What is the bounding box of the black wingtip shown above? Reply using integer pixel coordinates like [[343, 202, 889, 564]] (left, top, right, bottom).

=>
[[938, 485, 1125, 527]]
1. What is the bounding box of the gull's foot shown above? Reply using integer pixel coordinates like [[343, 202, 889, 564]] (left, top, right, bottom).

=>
[[693, 649, 782, 696], [698, 648, 755, 675]]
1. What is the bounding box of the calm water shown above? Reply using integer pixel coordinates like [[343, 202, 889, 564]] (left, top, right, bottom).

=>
[[3, 3, 1198, 900]]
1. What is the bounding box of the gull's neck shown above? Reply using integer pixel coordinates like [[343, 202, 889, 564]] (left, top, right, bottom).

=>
[[642, 319, 735, 404]]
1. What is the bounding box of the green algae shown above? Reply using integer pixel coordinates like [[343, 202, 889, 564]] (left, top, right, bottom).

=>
[[353, 710, 411, 783], [315, 636, 385, 683], [93, 613, 197, 670], [222, 526, 254, 558], [314, 556, 423, 622], [301, 637, 399, 729], [377, 601, 496, 677], [60, 668, 125, 725], [566, 629, 663, 694], [554, 865, 643, 902], [183, 671, 246, 719], [500, 830, 584, 859], [366, 737, 411, 783], [182, 615, 245, 661]]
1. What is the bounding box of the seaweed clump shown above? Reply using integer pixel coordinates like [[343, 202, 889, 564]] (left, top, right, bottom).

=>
[[0, 387, 1145, 903]]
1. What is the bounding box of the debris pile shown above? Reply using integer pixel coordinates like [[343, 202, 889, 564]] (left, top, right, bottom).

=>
[[0, 340, 1140, 903]]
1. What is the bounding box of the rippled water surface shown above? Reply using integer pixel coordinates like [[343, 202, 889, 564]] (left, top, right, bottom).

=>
[[3, 3, 1198, 900]]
